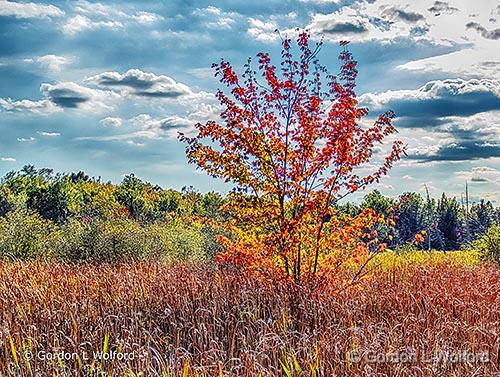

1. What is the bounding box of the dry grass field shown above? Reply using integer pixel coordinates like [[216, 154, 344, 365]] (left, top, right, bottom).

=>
[[0, 253, 498, 376]]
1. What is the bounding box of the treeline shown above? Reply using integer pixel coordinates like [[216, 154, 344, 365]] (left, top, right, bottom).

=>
[[0, 165, 498, 261], [344, 190, 499, 251], [0, 165, 227, 261]]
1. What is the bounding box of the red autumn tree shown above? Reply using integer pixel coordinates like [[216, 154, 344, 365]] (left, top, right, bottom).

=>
[[180, 31, 405, 283]]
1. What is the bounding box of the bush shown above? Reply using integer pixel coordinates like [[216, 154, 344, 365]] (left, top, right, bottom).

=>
[[62, 218, 147, 261], [0, 209, 62, 259], [61, 218, 208, 262], [473, 224, 500, 263], [143, 220, 206, 262]]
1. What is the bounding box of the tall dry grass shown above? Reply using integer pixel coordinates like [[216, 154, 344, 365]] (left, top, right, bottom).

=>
[[0, 260, 498, 376]]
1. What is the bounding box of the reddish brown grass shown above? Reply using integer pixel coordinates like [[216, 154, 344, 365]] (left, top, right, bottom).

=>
[[0, 261, 498, 376]]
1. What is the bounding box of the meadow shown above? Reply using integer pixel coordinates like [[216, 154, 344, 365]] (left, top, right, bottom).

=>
[[1, 166, 499, 376], [1, 35, 499, 377], [1, 251, 498, 376]]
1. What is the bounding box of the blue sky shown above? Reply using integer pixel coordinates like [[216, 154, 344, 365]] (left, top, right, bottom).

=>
[[0, 0, 499, 202]]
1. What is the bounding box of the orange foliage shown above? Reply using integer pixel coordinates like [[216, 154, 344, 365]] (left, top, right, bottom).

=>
[[180, 31, 405, 282]]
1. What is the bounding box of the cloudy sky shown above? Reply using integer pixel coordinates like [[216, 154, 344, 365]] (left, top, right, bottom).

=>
[[0, 0, 499, 202]]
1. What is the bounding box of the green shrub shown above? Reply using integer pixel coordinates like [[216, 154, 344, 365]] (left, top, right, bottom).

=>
[[144, 221, 206, 262], [61, 218, 209, 262], [0, 209, 62, 259], [62, 218, 147, 261], [472, 224, 500, 263]]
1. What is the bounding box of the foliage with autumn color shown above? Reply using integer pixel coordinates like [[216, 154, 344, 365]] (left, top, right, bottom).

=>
[[181, 32, 405, 281]]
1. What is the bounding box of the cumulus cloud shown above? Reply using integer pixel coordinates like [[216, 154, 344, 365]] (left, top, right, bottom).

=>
[[61, 15, 123, 35], [306, 1, 430, 43], [61, 1, 163, 35], [403, 111, 500, 162], [86, 69, 192, 98], [360, 78, 500, 121], [132, 11, 163, 25], [1, 81, 119, 114], [192, 6, 239, 29], [100, 116, 123, 127], [272, 0, 496, 47], [466, 22, 500, 40], [0, 0, 63, 19], [409, 141, 500, 162], [78, 110, 201, 145], [131, 114, 193, 137], [312, 14, 370, 35], [246, 13, 299, 42], [361, 79, 500, 163], [381, 7, 424, 22], [456, 166, 500, 184], [427, 1, 459, 16], [0, 98, 61, 115], [40, 81, 119, 110], [247, 18, 280, 42], [36, 55, 72, 72], [74, 0, 125, 18]]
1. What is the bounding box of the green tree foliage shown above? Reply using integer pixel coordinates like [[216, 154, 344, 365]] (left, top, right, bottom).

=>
[[473, 224, 500, 263], [0, 166, 225, 261], [361, 190, 397, 247], [0, 166, 497, 260], [394, 193, 425, 245], [435, 194, 462, 250], [468, 200, 496, 239], [0, 209, 62, 259], [0, 187, 14, 217]]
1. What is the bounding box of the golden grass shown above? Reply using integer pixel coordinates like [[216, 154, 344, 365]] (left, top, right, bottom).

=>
[[0, 256, 498, 376]]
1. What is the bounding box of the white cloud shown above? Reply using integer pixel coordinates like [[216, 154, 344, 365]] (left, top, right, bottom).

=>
[[61, 14, 123, 35], [247, 17, 290, 42], [402, 175, 415, 180], [0, 81, 120, 115], [1, 157, 16, 162], [397, 43, 500, 79], [38, 131, 60, 137], [74, 0, 125, 18], [36, 55, 72, 72], [0, 0, 63, 19], [17, 137, 36, 142], [86, 69, 192, 98], [455, 166, 500, 186], [62, 1, 163, 35], [299, 0, 500, 46], [132, 11, 163, 25], [0, 98, 61, 115], [360, 78, 500, 109], [192, 6, 238, 29], [40, 81, 120, 111], [100, 117, 123, 127], [131, 113, 193, 138]]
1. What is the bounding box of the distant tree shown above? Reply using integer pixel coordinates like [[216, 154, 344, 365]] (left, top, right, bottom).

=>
[[394, 192, 425, 245], [26, 179, 69, 224], [362, 190, 394, 215], [0, 188, 14, 217], [69, 171, 91, 183], [468, 199, 495, 239], [436, 193, 462, 250], [361, 190, 397, 247]]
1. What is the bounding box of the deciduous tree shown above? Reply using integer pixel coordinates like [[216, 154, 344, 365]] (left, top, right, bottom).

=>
[[181, 31, 405, 282]]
